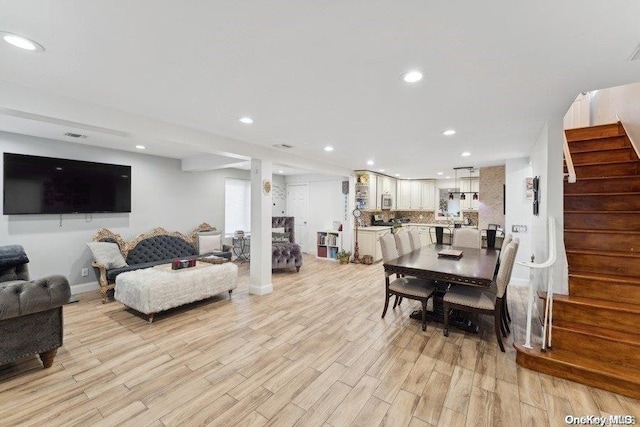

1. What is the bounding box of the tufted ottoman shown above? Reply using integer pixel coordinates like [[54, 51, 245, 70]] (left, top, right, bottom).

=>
[[114, 261, 238, 322]]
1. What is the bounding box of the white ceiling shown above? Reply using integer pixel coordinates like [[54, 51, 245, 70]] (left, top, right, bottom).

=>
[[1, 1, 639, 178]]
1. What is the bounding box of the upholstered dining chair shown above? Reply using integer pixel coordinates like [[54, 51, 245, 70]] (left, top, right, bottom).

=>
[[379, 233, 436, 331], [452, 228, 481, 249], [496, 233, 514, 319], [394, 231, 413, 256], [443, 241, 518, 352], [408, 228, 422, 251], [501, 237, 519, 331]]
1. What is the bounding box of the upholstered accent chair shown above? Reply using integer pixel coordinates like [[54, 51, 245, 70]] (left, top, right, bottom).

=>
[[272, 217, 303, 272], [0, 245, 71, 368]]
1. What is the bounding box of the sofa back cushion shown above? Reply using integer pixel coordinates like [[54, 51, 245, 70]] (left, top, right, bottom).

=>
[[272, 217, 295, 243], [126, 235, 196, 264]]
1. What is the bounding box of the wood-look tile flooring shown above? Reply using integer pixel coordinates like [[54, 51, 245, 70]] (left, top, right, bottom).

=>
[[1, 255, 639, 426]]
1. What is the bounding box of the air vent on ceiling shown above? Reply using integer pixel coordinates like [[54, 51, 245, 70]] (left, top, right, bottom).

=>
[[272, 144, 294, 149], [629, 43, 640, 61], [64, 132, 87, 139]]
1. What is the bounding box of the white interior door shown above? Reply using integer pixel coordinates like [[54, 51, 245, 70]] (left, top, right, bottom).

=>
[[286, 183, 310, 253]]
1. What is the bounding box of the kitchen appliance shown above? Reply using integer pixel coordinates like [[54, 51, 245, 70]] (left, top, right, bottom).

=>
[[381, 194, 393, 210]]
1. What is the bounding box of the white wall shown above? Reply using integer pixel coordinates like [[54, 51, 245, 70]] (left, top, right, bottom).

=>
[[285, 174, 351, 256], [529, 119, 568, 295], [505, 158, 533, 285], [1, 131, 248, 292], [590, 82, 640, 154]]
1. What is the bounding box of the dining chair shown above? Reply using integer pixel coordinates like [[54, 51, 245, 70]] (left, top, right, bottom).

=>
[[488, 223, 500, 230], [501, 237, 519, 331], [408, 228, 422, 251], [379, 233, 436, 331], [452, 228, 481, 249], [395, 230, 413, 256], [443, 241, 518, 352]]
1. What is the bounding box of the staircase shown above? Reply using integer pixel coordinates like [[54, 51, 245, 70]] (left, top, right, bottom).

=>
[[515, 121, 640, 399]]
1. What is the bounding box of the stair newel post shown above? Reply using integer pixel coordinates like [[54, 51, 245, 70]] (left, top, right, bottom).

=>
[[524, 254, 536, 350], [518, 216, 558, 351], [541, 217, 557, 352]]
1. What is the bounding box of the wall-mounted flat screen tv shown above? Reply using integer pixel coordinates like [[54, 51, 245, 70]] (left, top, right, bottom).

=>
[[3, 153, 131, 215]]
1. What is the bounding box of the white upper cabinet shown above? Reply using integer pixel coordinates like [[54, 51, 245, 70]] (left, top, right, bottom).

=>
[[420, 180, 436, 209], [409, 181, 422, 209], [397, 180, 411, 209], [460, 177, 479, 210], [377, 175, 397, 209]]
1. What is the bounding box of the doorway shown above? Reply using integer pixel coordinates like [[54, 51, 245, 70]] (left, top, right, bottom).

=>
[[286, 183, 310, 253]]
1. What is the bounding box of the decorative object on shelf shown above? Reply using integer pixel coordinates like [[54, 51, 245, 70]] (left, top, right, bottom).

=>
[[352, 208, 361, 263], [337, 249, 352, 264], [234, 230, 245, 238]]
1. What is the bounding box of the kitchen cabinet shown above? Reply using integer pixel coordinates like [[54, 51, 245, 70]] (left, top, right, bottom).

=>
[[355, 172, 377, 210], [357, 226, 392, 262], [395, 180, 436, 210], [397, 180, 411, 210], [377, 175, 396, 209], [460, 177, 479, 211]]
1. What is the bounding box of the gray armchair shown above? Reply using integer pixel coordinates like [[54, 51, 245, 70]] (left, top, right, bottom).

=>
[[0, 245, 70, 368], [272, 217, 303, 272]]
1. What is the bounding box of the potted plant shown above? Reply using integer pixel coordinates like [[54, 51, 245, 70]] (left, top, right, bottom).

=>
[[336, 250, 351, 264]]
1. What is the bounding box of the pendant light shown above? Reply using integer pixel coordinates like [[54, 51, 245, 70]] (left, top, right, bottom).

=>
[[473, 192, 478, 200]]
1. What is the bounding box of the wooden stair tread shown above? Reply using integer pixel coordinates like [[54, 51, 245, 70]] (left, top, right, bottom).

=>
[[565, 248, 640, 258], [564, 192, 640, 197], [539, 292, 640, 313], [568, 145, 632, 154], [565, 228, 640, 235], [569, 271, 640, 285], [565, 175, 640, 182], [565, 210, 639, 214], [565, 123, 624, 142], [553, 319, 640, 345], [514, 343, 640, 384], [572, 159, 639, 167]]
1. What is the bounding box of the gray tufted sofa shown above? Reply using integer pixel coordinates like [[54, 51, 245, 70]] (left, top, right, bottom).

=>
[[272, 217, 303, 272], [1, 245, 71, 368], [92, 224, 231, 303]]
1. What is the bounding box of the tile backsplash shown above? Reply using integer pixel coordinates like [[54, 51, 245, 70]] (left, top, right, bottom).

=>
[[361, 210, 478, 226]]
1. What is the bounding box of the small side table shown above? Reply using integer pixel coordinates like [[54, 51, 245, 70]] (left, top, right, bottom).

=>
[[232, 236, 250, 261]]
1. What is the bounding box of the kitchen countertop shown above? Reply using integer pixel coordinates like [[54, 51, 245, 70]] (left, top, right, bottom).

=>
[[357, 226, 393, 231]]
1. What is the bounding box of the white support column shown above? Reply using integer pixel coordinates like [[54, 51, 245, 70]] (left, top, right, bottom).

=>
[[249, 159, 273, 295]]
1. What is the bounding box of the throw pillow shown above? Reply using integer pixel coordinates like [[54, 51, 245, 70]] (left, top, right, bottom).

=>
[[198, 232, 222, 254], [272, 227, 285, 234], [272, 232, 290, 243], [87, 242, 127, 269]]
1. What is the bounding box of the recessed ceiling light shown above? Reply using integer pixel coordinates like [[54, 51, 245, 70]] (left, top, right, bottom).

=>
[[367, 160, 374, 166], [324, 146, 334, 152], [461, 151, 471, 157], [446, 176, 451, 179], [238, 117, 253, 124], [402, 70, 423, 83], [135, 145, 146, 150], [395, 173, 400, 177], [1, 32, 45, 52], [437, 172, 443, 175], [378, 169, 385, 172], [442, 130, 456, 136], [278, 170, 284, 174]]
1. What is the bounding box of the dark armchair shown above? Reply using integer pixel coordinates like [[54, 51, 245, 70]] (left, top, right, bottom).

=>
[[0, 245, 70, 368], [272, 217, 303, 272]]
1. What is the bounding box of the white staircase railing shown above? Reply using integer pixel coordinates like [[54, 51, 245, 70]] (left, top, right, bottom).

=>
[[563, 133, 577, 184], [517, 216, 557, 350]]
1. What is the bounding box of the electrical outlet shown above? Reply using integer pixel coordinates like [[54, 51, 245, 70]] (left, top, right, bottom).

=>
[[81, 268, 89, 277]]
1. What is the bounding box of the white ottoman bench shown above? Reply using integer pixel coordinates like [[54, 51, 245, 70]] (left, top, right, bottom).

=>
[[114, 261, 238, 322]]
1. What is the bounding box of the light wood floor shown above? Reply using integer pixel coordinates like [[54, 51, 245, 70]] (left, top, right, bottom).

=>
[[1, 255, 638, 427]]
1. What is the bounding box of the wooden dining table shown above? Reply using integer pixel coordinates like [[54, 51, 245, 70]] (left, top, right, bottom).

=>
[[383, 243, 500, 332]]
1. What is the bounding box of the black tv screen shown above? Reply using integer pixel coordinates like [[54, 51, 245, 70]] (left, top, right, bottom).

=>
[[3, 153, 131, 214]]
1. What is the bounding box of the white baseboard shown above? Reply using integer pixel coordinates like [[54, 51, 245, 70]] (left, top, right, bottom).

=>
[[71, 281, 99, 295], [249, 283, 273, 295]]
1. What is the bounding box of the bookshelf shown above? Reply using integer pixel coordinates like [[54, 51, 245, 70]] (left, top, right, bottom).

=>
[[316, 230, 341, 260]]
